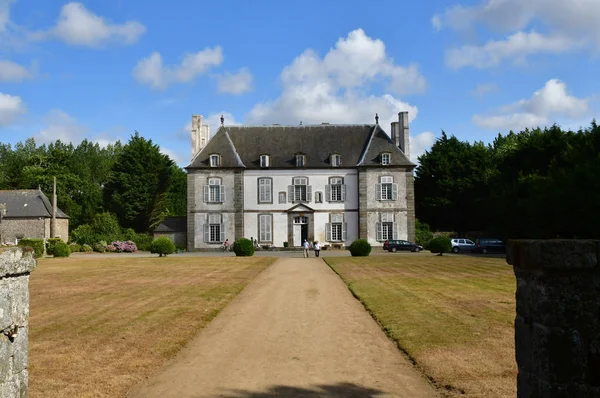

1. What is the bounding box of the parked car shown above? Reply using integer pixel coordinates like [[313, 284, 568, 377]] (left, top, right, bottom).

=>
[[451, 238, 476, 253], [474, 238, 506, 254], [386, 240, 423, 252]]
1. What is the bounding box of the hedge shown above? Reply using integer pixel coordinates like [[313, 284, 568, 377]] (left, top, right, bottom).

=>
[[17, 239, 45, 257]]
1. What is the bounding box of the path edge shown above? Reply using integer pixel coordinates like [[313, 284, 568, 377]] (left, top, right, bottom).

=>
[[322, 257, 446, 396]]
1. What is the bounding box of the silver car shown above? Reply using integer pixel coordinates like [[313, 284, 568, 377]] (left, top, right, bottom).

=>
[[451, 238, 476, 253]]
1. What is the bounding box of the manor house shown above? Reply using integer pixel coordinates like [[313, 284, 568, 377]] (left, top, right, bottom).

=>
[[185, 113, 416, 250]]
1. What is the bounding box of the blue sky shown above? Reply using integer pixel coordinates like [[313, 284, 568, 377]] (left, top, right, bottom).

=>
[[1, 0, 599, 166]]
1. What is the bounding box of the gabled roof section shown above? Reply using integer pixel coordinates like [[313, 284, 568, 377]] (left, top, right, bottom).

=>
[[187, 124, 375, 169], [357, 124, 415, 168], [285, 203, 315, 213], [186, 126, 245, 169], [154, 216, 187, 233], [0, 189, 69, 219]]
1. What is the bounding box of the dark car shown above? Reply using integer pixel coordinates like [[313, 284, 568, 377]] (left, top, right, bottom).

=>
[[474, 238, 506, 254], [386, 240, 423, 252]]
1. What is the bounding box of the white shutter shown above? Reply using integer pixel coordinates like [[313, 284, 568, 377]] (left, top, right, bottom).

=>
[[376, 184, 382, 200], [220, 185, 225, 202], [204, 185, 209, 202], [306, 185, 312, 202], [326, 223, 331, 241], [259, 215, 265, 241], [342, 223, 347, 241], [288, 185, 294, 203], [204, 222, 210, 242], [392, 222, 398, 239], [341, 184, 346, 202], [325, 185, 331, 202], [220, 223, 225, 242], [391, 183, 398, 200], [376, 222, 382, 241], [266, 215, 272, 242], [266, 179, 272, 202]]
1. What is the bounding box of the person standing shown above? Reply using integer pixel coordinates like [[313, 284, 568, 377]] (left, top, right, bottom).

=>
[[303, 239, 310, 258], [314, 241, 321, 258]]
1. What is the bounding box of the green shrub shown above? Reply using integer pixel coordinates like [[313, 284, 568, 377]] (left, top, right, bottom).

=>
[[348, 239, 372, 257], [81, 244, 93, 252], [18, 239, 45, 257], [91, 212, 122, 243], [93, 243, 106, 253], [415, 219, 434, 249], [428, 236, 452, 256], [232, 238, 254, 257], [46, 238, 62, 256], [53, 241, 71, 257], [150, 237, 176, 257], [134, 233, 153, 251], [69, 243, 81, 253], [70, 224, 95, 246]]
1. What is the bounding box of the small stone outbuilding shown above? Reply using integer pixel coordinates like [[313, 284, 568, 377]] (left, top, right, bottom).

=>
[[0, 189, 69, 245], [153, 216, 187, 248]]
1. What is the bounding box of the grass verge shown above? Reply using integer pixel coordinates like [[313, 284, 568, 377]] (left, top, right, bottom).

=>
[[324, 254, 516, 397], [28, 256, 274, 397]]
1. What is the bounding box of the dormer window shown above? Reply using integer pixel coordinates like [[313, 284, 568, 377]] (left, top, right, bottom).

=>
[[260, 154, 270, 168], [295, 154, 306, 167], [210, 154, 220, 167], [331, 154, 341, 167], [381, 153, 391, 165]]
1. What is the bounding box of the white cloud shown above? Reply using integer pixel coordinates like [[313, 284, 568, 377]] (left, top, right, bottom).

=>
[[0, 0, 15, 32], [0, 59, 31, 82], [0, 91, 25, 126], [246, 29, 424, 128], [34, 109, 88, 144], [472, 79, 590, 131], [161, 147, 187, 166], [133, 47, 223, 90], [411, 131, 437, 162], [446, 31, 577, 69], [470, 82, 499, 97], [32, 2, 146, 47], [435, 0, 600, 68], [217, 68, 253, 95]]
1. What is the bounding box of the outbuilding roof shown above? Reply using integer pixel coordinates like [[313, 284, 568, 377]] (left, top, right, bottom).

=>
[[0, 189, 69, 219]]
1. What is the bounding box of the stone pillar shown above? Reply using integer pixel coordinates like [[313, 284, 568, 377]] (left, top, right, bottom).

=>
[[0, 247, 36, 397], [506, 239, 600, 397]]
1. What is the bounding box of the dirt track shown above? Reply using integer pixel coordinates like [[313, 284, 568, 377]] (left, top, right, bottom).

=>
[[129, 258, 437, 397]]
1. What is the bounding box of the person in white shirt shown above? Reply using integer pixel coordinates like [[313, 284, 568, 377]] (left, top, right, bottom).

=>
[[314, 241, 321, 258], [303, 239, 310, 258]]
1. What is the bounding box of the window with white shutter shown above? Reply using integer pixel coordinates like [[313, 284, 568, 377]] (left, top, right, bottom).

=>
[[210, 154, 220, 167], [379, 212, 394, 241], [278, 192, 286, 204], [380, 176, 393, 201], [258, 214, 272, 242], [258, 178, 272, 203], [292, 177, 309, 202], [205, 178, 224, 203], [329, 177, 344, 202], [260, 155, 270, 168], [205, 213, 223, 243], [329, 213, 344, 242]]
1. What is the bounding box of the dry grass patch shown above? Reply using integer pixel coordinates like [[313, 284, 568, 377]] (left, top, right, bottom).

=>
[[325, 254, 517, 397], [28, 256, 274, 398]]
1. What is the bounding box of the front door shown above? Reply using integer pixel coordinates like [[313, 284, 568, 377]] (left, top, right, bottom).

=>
[[293, 224, 302, 247], [293, 215, 309, 247]]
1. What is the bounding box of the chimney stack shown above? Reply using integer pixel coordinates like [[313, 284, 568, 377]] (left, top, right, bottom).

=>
[[51, 176, 57, 239], [390, 112, 410, 160], [191, 114, 210, 159]]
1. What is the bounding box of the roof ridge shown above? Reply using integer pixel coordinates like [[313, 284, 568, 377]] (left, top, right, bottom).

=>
[[224, 128, 246, 167], [226, 124, 376, 128], [356, 125, 378, 166]]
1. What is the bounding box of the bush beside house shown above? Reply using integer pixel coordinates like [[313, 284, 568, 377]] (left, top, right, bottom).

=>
[[150, 237, 176, 257], [348, 239, 372, 257], [428, 236, 452, 256], [233, 238, 254, 257]]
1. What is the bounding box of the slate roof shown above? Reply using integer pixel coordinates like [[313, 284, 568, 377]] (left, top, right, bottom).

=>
[[0, 189, 69, 219], [186, 124, 415, 169], [154, 216, 187, 233]]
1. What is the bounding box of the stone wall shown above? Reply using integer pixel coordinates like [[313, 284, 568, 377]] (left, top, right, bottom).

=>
[[0, 247, 36, 397], [507, 239, 600, 397]]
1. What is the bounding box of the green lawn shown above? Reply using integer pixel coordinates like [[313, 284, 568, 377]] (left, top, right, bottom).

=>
[[325, 254, 517, 397]]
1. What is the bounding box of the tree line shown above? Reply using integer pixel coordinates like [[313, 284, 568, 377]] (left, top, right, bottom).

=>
[[415, 120, 600, 240], [0, 132, 187, 236]]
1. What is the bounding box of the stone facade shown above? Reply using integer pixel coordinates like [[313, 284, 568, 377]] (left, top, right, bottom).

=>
[[1, 218, 69, 245], [507, 239, 600, 397], [0, 247, 36, 397]]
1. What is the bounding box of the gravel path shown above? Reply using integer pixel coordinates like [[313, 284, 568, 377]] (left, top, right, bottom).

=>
[[129, 258, 437, 397]]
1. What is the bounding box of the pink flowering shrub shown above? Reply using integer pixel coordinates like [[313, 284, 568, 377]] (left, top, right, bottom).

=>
[[107, 244, 117, 252], [110, 240, 138, 253]]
